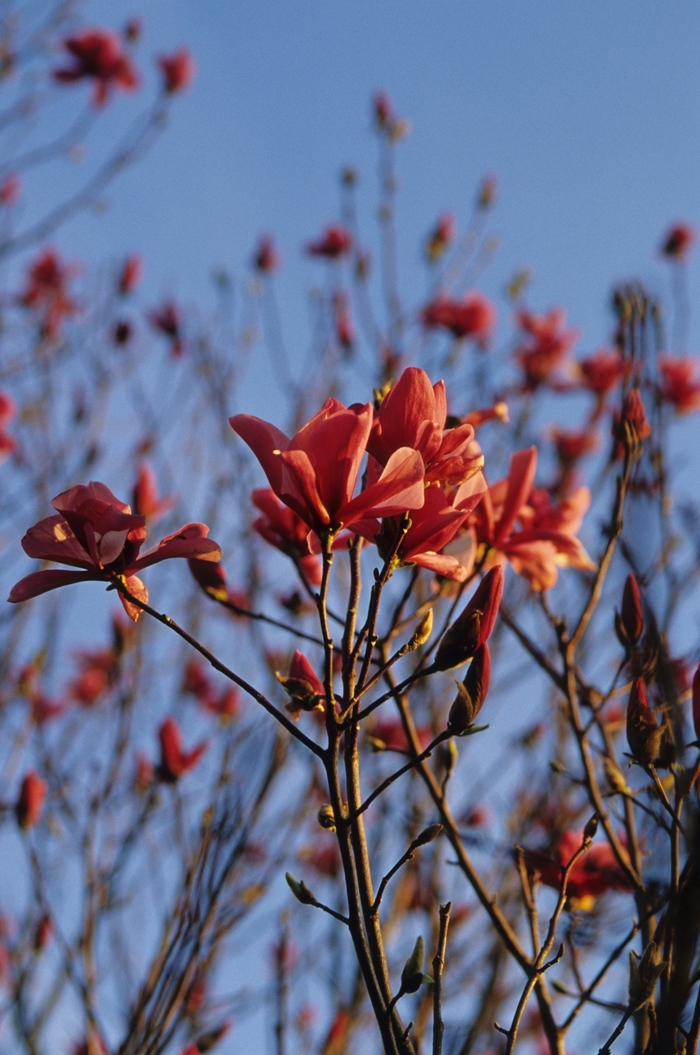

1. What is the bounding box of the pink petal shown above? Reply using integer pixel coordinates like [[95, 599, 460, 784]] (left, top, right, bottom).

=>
[[495, 447, 537, 544], [133, 523, 222, 570], [8, 569, 98, 602], [229, 414, 291, 495], [341, 447, 425, 526]]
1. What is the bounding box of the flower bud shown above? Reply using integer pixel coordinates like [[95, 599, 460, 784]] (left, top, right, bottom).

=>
[[408, 609, 433, 650], [317, 804, 336, 832], [692, 663, 700, 743], [16, 771, 47, 829], [413, 823, 443, 848], [628, 942, 665, 1011], [276, 651, 325, 718], [434, 567, 503, 672], [401, 935, 427, 994], [615, 574, 644, 649], [626, 678, 661, 766], [447, 644, 491, 734], [582, 813, 599, 843], [285, 872, 316, 906]]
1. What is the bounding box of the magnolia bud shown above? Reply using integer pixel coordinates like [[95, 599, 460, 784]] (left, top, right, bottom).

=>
[[413, 823, 443, 848], [626, 678, 661, 766], [401, 935, 428, 994], [447, 645, 491, 734], [615, 574, 644, 649], [285, 872, 316, 906], [434, 568, 503, 673], [408, 609, 433, 650], [628, 942, 665, 1011], [317, 804, 336, 831], [582, 813, 599, 843]]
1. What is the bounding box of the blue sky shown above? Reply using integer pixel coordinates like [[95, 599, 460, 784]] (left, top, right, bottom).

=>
[[47, 0, 700, 376]]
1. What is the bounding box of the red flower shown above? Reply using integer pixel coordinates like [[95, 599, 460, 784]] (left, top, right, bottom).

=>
[[305, 225, 353, 260], [158, 48, 195, 94], [20, 249, 80, 338], [148, 301, 184, 357], [8, 481, 222, 622], [333, 290, 354, 351], [254, 235, 281, 274], [525, 829, 632, 905], [0, 174, 20, 206], [158, 717, 208, 782], [425, 213, 456, 262], [514, 308, 578, 391], [658, 355, 700, 414], [661, 223, 695, 262], [577, 349, 626, 399], [252, 488, 322, 585], [230, 399, 425, 535], [471, 448, 595, 590], [68, 646, 117, 706], [16, 771, 46, 829], [182, 659, 239, 723], [54, 29, 139, 107], [551, 428, 598, 468], [132, 462, 177, 524], [118, 254, 143, 296], [0, 390, 16, 464], [368, 367, 483, 487], [368, 718, 432, 753], [422, 292, 495, 344]]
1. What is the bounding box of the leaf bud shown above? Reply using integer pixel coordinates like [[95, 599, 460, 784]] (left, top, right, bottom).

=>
[[413, 823, 443, 848], [317, 804, 336, 831], [434, 567, 503, 672], [582, 813, 599, 843], [447, 644, 491, 734], [285, 872, 316, 906]]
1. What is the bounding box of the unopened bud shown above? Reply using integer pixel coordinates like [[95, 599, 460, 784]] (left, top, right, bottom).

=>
[[317, 804, 336, 831], [414, 823, 443, 848], [447, 644, 491, 734], [628, 942, 665, 1010], [276, 651, 325, 718], [436, 739, 458, 782], [408, 609, 433, 650], [615, 574, 644, 649], [582, 813, 599, 843], [434, 568, 503, 672], [626, 678, 661, 766], [285, 872, 316, 906], [401, 935, 429, 994]]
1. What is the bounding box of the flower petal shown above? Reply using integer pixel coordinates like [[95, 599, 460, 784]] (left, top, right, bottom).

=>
[[8, 569, 98, 602]]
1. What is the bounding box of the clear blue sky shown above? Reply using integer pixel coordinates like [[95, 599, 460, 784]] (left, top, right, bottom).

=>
[[53, 0, 700, 374]]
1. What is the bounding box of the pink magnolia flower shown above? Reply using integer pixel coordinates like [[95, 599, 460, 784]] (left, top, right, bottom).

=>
[[368, 367, 483, 488], [577, 349, 626, 399], [276, 650, 326, 718], [68, 646, 117, 706], [230, 399, 425, 535], [422, 292, 495, 344], [20, 249, 80, 338], [252, 488, 322, 585], [8, 481, 221, 622], [131, 462, 177, 524], [471, 447, 595, 590], [254, 235, 281, 274], [525, 829, 632, 905], [661, 223, 695, 262], [158, 48, 195, 94], [158, 716, 208, 782], [305, 225, 353, 260], [16, 771, 46, 829], [53, 29, 138, 107], [514, 308, 578, 391], [118, 254, 143, 296], [658, 355, 700, 414]]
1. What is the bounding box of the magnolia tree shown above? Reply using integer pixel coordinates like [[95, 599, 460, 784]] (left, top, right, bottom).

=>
[[2, 8, 700, 1055]]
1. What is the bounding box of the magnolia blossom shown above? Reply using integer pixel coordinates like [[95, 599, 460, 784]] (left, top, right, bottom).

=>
[[20, 249, 80, 338], [421, 292, 495, 344], [8, 481, 221, 621], [525, 830, 632, 907], [118, 254, 143, 296], [148, 301, 184, 357], [132, 462, 177, 523], [661, 223, 695, 262], [230, 398, 425, 535], [658, 355, 700, 414], [514, 308, 578, 391], [252, 488, 322, 585], [305, 225, 353, 260], [158, 49, 195, 94], [470, 447, 595, 590], [53, 29, 138, 107], [16, 771, 47, 829], [254, 235, 281, 273], [158, 717, 208, 782]]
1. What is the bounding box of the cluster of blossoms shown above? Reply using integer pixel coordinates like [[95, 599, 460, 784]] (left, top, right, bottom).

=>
[[231, 366, 594, 592]]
